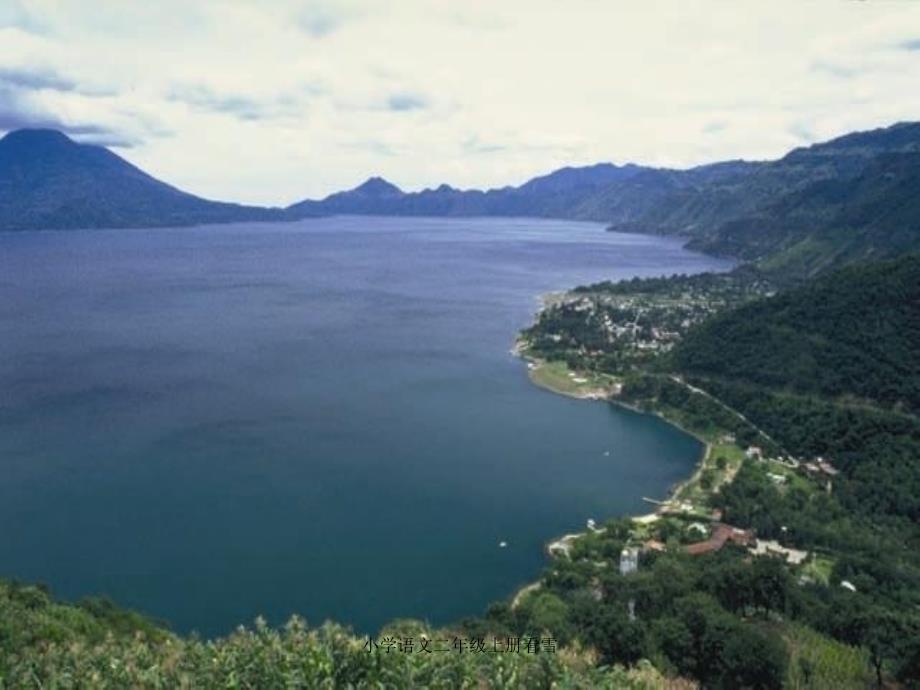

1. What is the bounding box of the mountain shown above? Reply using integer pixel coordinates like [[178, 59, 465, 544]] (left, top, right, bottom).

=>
[[699, 150, 920, 276], [0, 129, 283, 231], [585, 122, 920, 232], [286, 162, 647, 219], [289, 176, 407, 215], [6, 123, 920, 277], [287, 121, 920, 279], [0, 127, 651, 231], [586, 122, 920, 276], [288, 124, 920, 235]]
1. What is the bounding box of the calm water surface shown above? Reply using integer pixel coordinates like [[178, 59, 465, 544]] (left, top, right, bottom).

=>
[[0, 216, 731, 636]]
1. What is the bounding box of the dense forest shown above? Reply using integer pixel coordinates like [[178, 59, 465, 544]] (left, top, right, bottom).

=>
[[672, 255, 920, 413]]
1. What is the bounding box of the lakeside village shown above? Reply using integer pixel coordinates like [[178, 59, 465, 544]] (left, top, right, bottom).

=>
[[533, 440, 849, 598], [519, 270, 775, 385], [515, 275, 858, 601]]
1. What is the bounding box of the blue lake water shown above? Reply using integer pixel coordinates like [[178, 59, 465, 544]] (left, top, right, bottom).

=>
[[0, 216, 732, 636]]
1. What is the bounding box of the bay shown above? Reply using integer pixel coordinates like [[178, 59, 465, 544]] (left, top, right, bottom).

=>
[[0, 216, 732, 636]]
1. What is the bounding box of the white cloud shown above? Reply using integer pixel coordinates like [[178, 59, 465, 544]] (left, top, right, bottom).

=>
[[1, 0, 920, 204]]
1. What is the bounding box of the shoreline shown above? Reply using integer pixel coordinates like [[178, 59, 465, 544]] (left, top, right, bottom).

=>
[[513, 316, 713, 503], [509, 314, 713, 609], [513, 340, 622, 402]]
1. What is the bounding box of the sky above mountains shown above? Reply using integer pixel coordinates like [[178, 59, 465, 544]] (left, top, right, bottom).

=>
[[2, 0, 920, 205]]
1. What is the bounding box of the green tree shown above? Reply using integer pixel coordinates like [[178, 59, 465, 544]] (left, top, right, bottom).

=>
[[717, 625, 787, 690]]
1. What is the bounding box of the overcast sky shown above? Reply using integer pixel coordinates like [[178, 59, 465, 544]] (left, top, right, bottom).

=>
[[2, 0, 920, 205]]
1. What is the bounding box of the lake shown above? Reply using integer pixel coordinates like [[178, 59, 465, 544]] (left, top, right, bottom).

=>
[[0, 216, 732, 636]]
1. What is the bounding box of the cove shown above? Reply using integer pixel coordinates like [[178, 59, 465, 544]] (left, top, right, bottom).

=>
[[0, 216, 732, 636]]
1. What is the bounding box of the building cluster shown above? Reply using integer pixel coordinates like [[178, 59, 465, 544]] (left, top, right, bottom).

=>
[[684, 522, 754, 556], [803, 457, 840, 477], [551, 293, 717, 357], [750, 539, 809, 565], [746, 446, 840, 481], [630, 520, 812, 567]]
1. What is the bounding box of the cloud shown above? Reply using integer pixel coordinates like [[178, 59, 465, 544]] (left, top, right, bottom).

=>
[[167, 83, 309, 122], [447, 8, 511, 31], [2, 1, 919, 205], [342, 139, 397, 156], [810, 60, 857, 79], [787, 122, 816, 143], [0, 66, 75, 91], [70, 130, 141, 148], [168, 84, 267, 120], [0, 0, 47, 33], [0, 103, 50, 131], [462, 135, 506, 154], [0, 81, 139, 146], [386, 92, 428, 112], [0, 64, 118, 97], [296, 2, 351, 37], [0, 90, 128, 142]]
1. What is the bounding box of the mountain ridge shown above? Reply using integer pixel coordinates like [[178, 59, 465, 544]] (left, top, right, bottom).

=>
[[285, 160, 647, 219], [4, 122, 920, 279]]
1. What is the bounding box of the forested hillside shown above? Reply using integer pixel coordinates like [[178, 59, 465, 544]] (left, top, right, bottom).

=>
[[689, 151, 920, 275], [672, 255, 920, 412], [667, 256, 920, 525], [588, 123, 920, 278]]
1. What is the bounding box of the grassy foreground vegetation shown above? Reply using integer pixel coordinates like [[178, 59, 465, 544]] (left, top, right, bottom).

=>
[[0, 581, 682, 689]]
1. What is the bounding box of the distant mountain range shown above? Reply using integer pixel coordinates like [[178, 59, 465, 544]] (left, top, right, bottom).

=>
[[286, 162, 643, 219], [291, 122, 920, 277], [3, 122, 920, 278]]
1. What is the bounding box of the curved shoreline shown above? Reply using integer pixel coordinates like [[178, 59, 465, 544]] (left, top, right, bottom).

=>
[[509, 333, 712, 608]]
